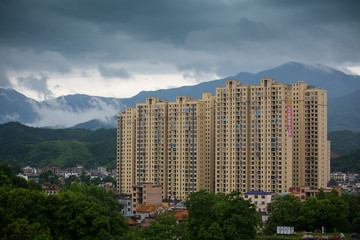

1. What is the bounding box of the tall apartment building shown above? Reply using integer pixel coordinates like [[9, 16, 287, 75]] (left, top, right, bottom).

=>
[[117, 79, 329, 198], [215, 79, 293, 194], [117, 94, 215, 199]]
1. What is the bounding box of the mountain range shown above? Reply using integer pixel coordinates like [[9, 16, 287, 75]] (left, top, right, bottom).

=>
[[1, 62, 360, 132]]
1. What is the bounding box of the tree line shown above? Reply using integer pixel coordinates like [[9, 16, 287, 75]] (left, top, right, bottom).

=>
[[265, 190, 360, 234], [1, 162, 360, 239]]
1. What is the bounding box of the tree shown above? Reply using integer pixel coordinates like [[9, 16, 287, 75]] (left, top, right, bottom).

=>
[[38, 170, 60, 185], [299, 192, 349, 232], [0, 164, 130, 239], [78, 170, 91, 185], [139, 211, 189, 240], [49, 183, 128, 239], [341, 194, 360, 232], [185, 190, 261, 240], [64, 175, 77, 188], [264, 194, 302, 234], [91, 177, 102, 185]]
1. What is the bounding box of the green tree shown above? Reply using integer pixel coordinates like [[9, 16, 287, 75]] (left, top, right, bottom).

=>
[[299, 192, 349, 232], [39, 170, 60, 185], [264, 194, 302, 234], [185, 190, 260, 240], [78, 170, 91, 185], [49, 183, 128, 239], [64, 175, 77, 188], [0, 164, 130, 239], [139, 211, 189, 240], [91, 177, 102, 185], [341, 194, 360, 232]]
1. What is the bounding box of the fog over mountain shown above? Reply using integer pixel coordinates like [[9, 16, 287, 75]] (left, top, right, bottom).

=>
[[1, 62, 360, 130]]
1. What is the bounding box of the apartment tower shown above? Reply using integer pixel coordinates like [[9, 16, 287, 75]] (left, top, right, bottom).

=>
[[117, 94, 215, 199], [117, 79, 329, 198]]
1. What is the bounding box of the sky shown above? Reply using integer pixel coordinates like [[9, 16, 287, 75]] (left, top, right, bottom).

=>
[[1, 0, 360, 101]]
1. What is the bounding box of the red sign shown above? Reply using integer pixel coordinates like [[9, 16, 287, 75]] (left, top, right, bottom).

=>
[[287, 105, 292, 137]]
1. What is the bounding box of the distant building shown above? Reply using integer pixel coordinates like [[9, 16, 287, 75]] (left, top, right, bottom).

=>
[[174, 210, 188, 222], [131, 183, 162, 214], [330, 172, 347, 183], [297, 186, 342, 201], [99, 182, 113, 191], [41, 184, 60, 195], [116, 194, 132, 216], [22, 166, 37, 174], [243, 191, 273, 213], [97, 166, 107, 175], [51, 166, 60, 176]]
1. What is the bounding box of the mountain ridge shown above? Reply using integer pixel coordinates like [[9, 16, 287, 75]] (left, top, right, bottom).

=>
[[1, 62, 360, 130]]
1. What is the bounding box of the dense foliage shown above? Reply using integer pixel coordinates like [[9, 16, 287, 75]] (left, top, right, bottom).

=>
[[331, 148, 360, 173], [264, 190, 360, 234], [0, 163, 128, 240], [328, 130, 360, 155], [0, 122, 116, 168], [137, 211, 190, 240], [2, 163, 360, 239], [185, 190, 261, 240]]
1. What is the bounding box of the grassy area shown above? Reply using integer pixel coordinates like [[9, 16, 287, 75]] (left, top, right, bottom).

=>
[[256, 233, 353, 240]]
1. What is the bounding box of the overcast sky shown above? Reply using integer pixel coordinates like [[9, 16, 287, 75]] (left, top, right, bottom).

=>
[[1, 0, 359, 101]]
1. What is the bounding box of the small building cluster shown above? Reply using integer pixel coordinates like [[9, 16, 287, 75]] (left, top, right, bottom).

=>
[[17, 164, 117, 195]]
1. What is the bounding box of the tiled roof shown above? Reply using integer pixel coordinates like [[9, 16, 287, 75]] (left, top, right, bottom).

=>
[[244, 191, 271, 195], [125, 216, 137, 225], [137, 205, 157, 213], [174, 210, 188, 220]]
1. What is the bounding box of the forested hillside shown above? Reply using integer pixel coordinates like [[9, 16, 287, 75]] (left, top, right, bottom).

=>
[[1, 122, 360, 172], [328, 130, 360, 155], [0, 122, 116, 168]]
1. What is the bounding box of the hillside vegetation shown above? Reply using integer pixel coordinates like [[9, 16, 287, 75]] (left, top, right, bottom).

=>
[[332, 149, 360, 173], [1, 122, 360, 172], [0, 122, 116, 168], [328, 130, 360, 155]]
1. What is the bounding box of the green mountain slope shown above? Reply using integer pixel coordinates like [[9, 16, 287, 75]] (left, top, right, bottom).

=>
[[28, 140, 94, 168], [331, 148, 360, 172], [328, 130, 360, 155], [0, 122, 116, 168], [328, 89, 360, 133]]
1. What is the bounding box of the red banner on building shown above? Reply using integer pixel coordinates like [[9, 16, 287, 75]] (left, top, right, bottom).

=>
[[287, 105, 292, 137]]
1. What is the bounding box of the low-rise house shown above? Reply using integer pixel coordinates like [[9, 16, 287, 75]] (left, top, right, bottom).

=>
[[135, 205, 159, 219], [298, 186, 342, 201], [117, 195, 132, 216], [131, 183, 162, 214], [99, 182, 113, 191], [243, 191, 272, 213], [41, 184, 59, 195], [330, 172, 347, 183], [174, 210, 188, 222], [124, 216, 137, 227]]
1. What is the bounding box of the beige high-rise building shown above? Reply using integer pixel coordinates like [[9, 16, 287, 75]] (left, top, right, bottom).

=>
[[117, 79, 329, 198], [117, 94, 215, 199], [215, 79, 293, 194]]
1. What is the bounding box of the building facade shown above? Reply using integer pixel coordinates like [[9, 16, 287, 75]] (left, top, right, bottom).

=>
[[117, 79, 330, 199]]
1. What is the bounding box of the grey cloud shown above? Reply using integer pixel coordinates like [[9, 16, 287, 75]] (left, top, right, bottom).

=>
[[185, 18, 287, 50], [0, 48, 71, 74], [98, 65, 132, 79], [0, 67, 11, 88], [29, 97, 122, 128], [17, 75, 53, 99], [0, 0, 359, 90]]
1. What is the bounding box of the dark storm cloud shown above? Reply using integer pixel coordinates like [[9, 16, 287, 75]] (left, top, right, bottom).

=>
[[0, 67, 11, 88], [0, 0, 359, 86], [98, 65, 132, 79], [17, 75, 53, 99]]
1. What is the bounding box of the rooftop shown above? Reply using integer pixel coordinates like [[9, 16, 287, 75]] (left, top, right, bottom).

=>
[[244, 191, 271, 195]]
